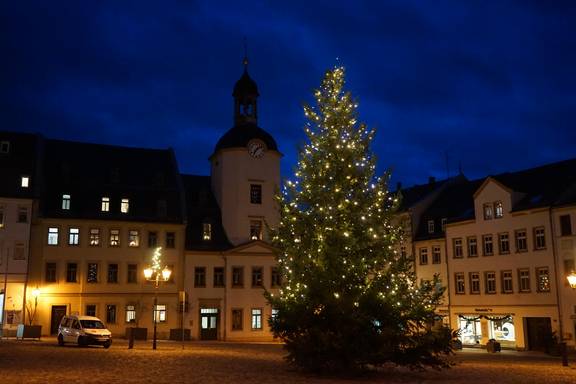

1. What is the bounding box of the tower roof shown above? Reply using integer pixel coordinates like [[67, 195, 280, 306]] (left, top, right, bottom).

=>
[[232, 69, 259, 98], [214, 122, 278, 153]]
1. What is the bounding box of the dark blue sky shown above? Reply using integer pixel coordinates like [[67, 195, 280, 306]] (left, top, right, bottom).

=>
[[2, 1, 575, 187]]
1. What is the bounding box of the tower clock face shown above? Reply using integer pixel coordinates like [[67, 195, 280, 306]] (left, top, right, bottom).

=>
[[248, 140, 266, 158]]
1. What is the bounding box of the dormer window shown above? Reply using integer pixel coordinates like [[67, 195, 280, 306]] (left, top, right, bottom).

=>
[[494, 201, 503, 218], [441, 218, 447, 232], [483, 203, 493, 220], [427, 220, 434, 234], [121, 198, 129, 214], [62, 194, 71, 210], [202, 223, 212, 241], [101, 197, 110, 212], [0, 141, 9, 154], [21, 176, 30, 188]]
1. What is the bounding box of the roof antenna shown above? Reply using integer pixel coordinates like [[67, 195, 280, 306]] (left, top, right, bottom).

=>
[[243, 37, 248, 70]]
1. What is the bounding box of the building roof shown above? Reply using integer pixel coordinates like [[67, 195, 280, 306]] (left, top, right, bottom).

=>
[[40, 139, 184, 223], [396, 178, 449, 211], [181, 174, 232, 251], [213, 122, 278, 154], [0, 131, 40, 199]]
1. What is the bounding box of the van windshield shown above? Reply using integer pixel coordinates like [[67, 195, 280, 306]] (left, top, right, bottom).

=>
[[80, 320, 106, 329]]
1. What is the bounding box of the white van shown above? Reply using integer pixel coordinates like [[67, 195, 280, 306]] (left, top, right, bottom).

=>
[[57, 315, 112, 348]]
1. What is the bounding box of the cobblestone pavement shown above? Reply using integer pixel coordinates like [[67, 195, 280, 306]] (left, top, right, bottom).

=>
[[1, 339, 575, 383]]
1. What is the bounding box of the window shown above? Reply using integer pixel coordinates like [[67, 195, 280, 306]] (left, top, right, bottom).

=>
[[441, 218, 447, 232], [485, 271, 496, 294], [127, 264, 138, 283], [534, 227, 546, 250], [427, 220, 434, 234], [498, 233, 509, 254], [148, 231, 158, 248], [560, 215, 572, 236], [153, 304, 166, 323], [232, 309, 243, 331], [89, 228, 100, 246], [21, 176, 29, 188], [271, 267, 281, 287], [467, 237, 478, 257], [455, 273, 465, 294], [483, 203, 493, 220], [0, 207, 4, 228], [86, 305, 96, 317], [232, 267, 244, 287], [87, 263, 98, 283], [62, 194, 71, 210], [470, 272, 480, 294], [167, 264, 175, 283], [250, 184, 262, 204], [45, 262, 57, 282], [68, 228, 80, 245], [121, 198, 129, 214], [128, 230, 140, 247], [271, 308, 279, 320], [213, 267, 225, 287], [108, 263, 118, 283], [515, 230, 527, 252], [165, 232, 175, 248], [252, 267, 263, 287], [419, 247, 428, 265], [432, 246, 441, 264], [537, 267, 550, 292], [0, 141, 9, 153], [482, 234, 493, 256], [202, 223, 212, 241], [109, 229, 120, 247], [494, 201, 503, 218], [453, 238, 463, 258], [194, 267, 206, 287], [101, 197, 110, 212], [17, 207, 28, 223], [250, 220, 262, 240], [66, 263, 78, 283], [13, 243, 25, 260], [251, 308, 262, 330], [126, 305, 136, 323], [502, 270, 513, 293], [106, 305, 117, 323], [48, 227, 59, 245], [518, 269, 530, 292]]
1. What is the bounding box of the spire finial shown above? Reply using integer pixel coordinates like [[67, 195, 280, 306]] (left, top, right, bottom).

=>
[[243, 37, 248, 70]]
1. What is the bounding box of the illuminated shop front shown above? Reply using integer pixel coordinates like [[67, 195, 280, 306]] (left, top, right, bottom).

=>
[[458, 314, 516, 348]]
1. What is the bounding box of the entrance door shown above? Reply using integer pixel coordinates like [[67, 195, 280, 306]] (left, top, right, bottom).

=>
[[200, 308, 218, 340], [526, 317, 552, 351], [50, 305, 67, 335]]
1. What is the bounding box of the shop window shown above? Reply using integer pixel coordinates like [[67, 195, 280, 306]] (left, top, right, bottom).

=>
[[489, 316, 515, 344], [459, 316, 482, 345]]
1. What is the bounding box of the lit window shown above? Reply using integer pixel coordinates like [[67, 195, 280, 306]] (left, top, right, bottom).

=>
[[109, 229, 120, 247], [250, 220, 262, 240], [101, 197, 110, 212], [48, 227, 59, 245], [0, 141, 9, 153], [483, 203, 493, 220], [537, 268, 550, 292], [202, 223, 212, 241], [494, 201, 503, 218], [87, 263, 98, 283], [128, 230, 140, 247], [419, 247, 428, 265], [271, 308, 279, 320], [89, 228, 100, 246], [126, 305, 136, 323], [250, 184, 262, 204], [427, 220, 434, 234], [21, 176, 30, 188], [153, 304, 166, 323], [68, 228, 80, 245], [62, 194, 71, 210], [251, 308, 262, 330], [121, 198, 129, 214]]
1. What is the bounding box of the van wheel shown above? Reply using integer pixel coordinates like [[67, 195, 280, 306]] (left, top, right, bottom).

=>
[[103, 340, 111, 349], [78, 336, 87, 347], [57, 335, 64, 346]]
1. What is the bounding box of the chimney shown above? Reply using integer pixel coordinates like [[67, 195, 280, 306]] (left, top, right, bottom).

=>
[[428, 176, 436, 185]]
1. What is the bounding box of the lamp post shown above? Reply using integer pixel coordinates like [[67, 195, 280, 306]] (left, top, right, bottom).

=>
[[561, 272, 576, 367], [143, 247, 171, 350], [567, 272, 576, 289]]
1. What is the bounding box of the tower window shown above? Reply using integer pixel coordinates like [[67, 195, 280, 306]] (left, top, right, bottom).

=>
[[62, 194, 71, 210], [250, 184, 262, 204], [250, 220, 262, 240], [202, 223, 212, 241]]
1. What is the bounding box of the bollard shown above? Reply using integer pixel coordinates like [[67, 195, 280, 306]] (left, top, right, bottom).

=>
[[128, 329, 134, 349], [560, 342, 568, 367]]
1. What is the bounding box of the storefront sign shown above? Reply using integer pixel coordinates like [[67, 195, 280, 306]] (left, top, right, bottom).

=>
[[474, 308, 493, 312]]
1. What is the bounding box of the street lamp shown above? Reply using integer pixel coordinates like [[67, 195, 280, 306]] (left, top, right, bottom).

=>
[[27, 288, 41, 326], [567, 272, 576, 289], [143, 247, 171, 350]]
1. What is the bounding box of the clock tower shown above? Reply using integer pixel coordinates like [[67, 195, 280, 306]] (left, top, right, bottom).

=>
[[210, 59, 281, 246]]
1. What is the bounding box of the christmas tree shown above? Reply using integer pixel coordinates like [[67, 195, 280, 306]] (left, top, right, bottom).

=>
[[267, 66, 452, 372]]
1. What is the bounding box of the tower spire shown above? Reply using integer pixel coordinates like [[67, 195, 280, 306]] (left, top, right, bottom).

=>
[[243, 37, 248, 70]]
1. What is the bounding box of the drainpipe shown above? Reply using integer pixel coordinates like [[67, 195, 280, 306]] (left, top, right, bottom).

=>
[[22, 201, 34, 326], [221, 252, 227, 341], [443, 230, 452, 331], [549, 207, 565, 358]]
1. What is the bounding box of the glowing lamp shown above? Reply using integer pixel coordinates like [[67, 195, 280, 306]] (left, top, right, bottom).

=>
[[32, 288, 40, 298], [162, 268, 172, 282], [567, 272, 576, 289], [144, 267, 153, 280]]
